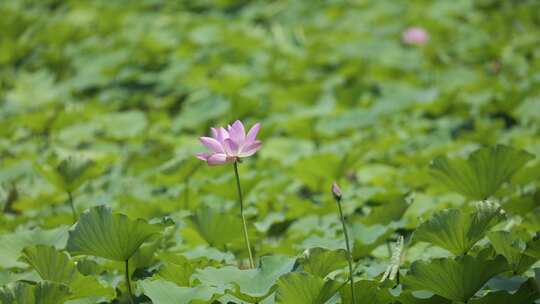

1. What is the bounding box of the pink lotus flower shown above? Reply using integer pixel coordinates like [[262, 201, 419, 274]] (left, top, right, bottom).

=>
[[402, 27, 429, 45], [196, 120, 262, 166]]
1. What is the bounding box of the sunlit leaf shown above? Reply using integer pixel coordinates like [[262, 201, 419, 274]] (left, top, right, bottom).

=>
[[340, 280, 393, 304], [21, 245, 115, 301], [0, 281, 71, 304], [413, 201, 504, 255], [351, 222, 393, 258], [488, 231, 536, 272], [156, 253, 195, 287], [190, 204, 242, 249], [430, 145, 534, 199], [140, 279, 222, 304], [193, 255, 296, 303], [297, 247, 347, 278], [403, 255, 509, 302], [68, 275, 116, 301], [66, 206, 161, 261], [0, 226, 68, 269], [275, 272, 341, 304], [21, 245, 77, 284]]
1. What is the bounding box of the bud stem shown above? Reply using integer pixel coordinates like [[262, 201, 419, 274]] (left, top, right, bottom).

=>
[[335, 195, 356, 304]]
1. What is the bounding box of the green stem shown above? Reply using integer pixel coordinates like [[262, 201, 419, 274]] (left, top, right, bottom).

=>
[[233, 162, 255, 269], [67, 192, 77, 222], [336, 200, 356, 304], [125, 259, 134, 304]]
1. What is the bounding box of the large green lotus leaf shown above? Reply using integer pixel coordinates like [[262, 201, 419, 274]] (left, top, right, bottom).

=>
[[469, 278, 539, 304], [275, 272, 341, 304], [157, 253, 195, 287], [21, 245, 115, 301], [29, 281, 72, 304], [351, 222, 393, 258], [0, 226, 68, 268], [21, 245, 78, 284], [413, 209, 473, 255], [413, 201, 504, 255], [193, 255, 296, 303], [340, 280, 393, 304], [140, 279, 223, 304], [488, 231, 536, 272], [0, 282, 34, 304], [0, 281, 71, 304], [66, 206, 161, 261], [403, 255, 509, 302], [68, 275, 115, 301], [297, 247, 347, 278], [430, 145, 534, 200], [190, 204, 242, 249]]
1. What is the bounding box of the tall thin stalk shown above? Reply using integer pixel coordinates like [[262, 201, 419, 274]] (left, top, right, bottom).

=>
[[233, 162, 255, 268], [67, 191, 77, 222], [337, 201, 356, 303], [333, 182, 356, 304], [125, 259, 134, 304]]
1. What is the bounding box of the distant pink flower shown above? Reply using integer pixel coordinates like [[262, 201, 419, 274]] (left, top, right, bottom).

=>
[[196, 120, 262, 166], [402, 27, 428, 45]]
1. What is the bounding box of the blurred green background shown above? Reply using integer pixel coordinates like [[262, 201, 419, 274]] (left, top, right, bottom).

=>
[[2, 1, 540, 303]]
